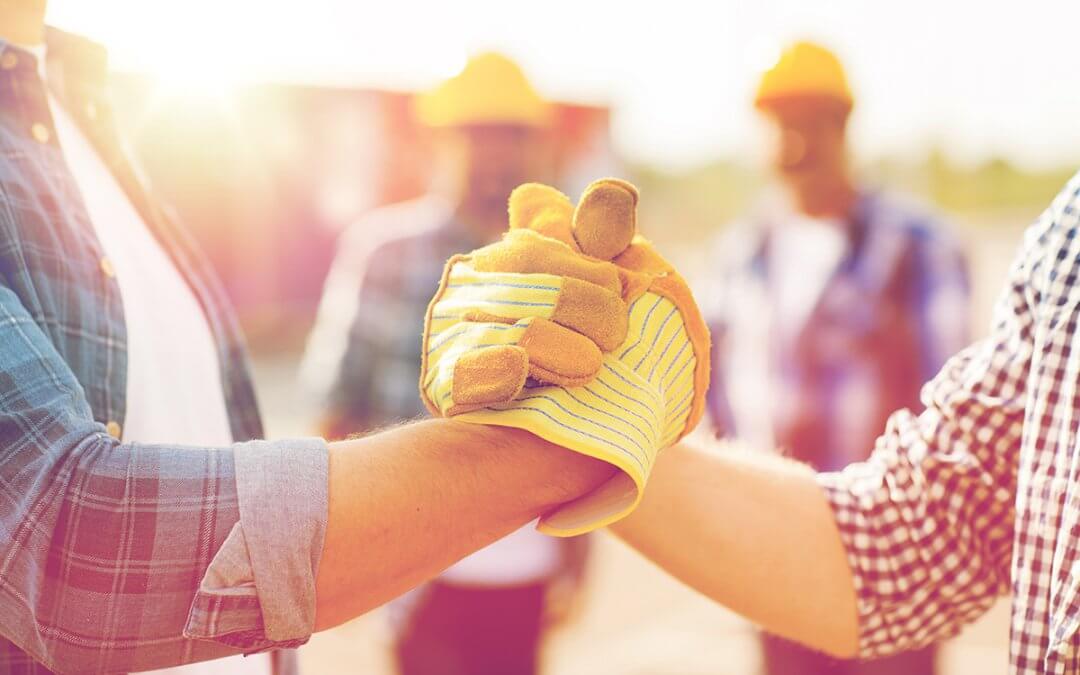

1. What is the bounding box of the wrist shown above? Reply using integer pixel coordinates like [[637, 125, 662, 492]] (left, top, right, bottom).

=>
[[453, 421, 617, 511]]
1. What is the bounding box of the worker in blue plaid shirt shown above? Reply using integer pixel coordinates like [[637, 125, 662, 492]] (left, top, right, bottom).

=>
[[701, 42, 969, 675], [603, 41, 1080, 675], [304, 53, 590, 675]]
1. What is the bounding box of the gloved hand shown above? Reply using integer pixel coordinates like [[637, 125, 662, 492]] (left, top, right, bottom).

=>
[[420, 178, 710, 536]]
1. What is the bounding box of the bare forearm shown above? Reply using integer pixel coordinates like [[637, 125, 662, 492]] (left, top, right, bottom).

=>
[[610, 441, 859, 657], [313, 419, 613, 629]]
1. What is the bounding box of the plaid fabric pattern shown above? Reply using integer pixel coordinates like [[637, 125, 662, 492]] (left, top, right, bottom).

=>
[[0, 30, 325, 674], [706, 192, 971, 472], [329, 217, 485, 430], [819, 172, 1080, 673]]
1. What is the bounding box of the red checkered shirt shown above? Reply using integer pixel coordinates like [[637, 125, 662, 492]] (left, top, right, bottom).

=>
[[819, 172, 1080, 673]]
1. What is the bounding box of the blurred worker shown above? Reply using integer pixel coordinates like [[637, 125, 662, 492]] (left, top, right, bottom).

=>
[[304, 53, 589, 675], [703, 41, 970, 675], [0, 5, 620, 673]]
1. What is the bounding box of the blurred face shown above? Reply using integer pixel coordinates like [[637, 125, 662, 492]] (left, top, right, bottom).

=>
[[764, 98, 850, 216], [438, 124, 554, 234], [0, 0, 48, 44]]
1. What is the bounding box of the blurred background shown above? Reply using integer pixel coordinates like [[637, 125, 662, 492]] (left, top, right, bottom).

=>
[[46, 1, 1080, 673]]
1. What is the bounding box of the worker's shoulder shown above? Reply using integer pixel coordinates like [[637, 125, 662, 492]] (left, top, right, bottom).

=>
[[694, 229, 747, 287], [1046, 169, 1080, 226], [864, 190, 948, 236], [862, 190, 962, 253], [337, 195, 453, 256], [705, 217, 764, 271], [1021, 170, 1080, 266]]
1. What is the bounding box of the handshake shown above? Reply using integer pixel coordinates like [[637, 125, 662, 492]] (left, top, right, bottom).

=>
[[419, 179, 711, 536]]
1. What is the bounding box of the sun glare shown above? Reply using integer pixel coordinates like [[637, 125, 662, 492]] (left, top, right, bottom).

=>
[[50, 1, 267, 105], [46, 0, 1080, 168], [142, 52, 244, 106]]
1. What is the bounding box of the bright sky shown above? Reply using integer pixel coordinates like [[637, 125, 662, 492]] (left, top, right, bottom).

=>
[[48, 0, 1080, 171]]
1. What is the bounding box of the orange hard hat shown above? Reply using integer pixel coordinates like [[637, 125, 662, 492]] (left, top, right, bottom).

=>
[[414, 52, 550, 128], [754, 41, 853, 112]]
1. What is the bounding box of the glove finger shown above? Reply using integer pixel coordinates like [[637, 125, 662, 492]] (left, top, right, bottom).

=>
[[470, 229, 623, 296], [519, 317, 603, 386], [508, 183, 580, 252], [423, 320, 531, 415], [449, 345, 530, 412], [612, 237, 674, 277], [422, 317, 603, 415], [433, 263, 629, 352], [550, 277, 627, 353], [572, 178, 638, 261]]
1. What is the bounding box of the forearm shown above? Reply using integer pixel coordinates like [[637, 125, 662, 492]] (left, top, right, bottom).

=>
[[314, 418, 614, 629], [610, 441, 859, 657]]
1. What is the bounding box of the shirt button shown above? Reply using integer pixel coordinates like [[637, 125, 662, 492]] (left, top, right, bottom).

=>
[[0, 51, 18, 70], [99, 256, 116, 278], [105, 420, 122, 439], [31, 122, 50, 144]]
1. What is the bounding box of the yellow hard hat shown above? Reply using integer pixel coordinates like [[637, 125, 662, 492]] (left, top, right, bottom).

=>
[[754, 41, 853, 112], [415, 52, 550, 128]]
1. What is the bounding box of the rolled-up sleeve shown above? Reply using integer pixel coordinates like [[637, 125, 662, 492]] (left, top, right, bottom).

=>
[[0, 283, 329, 673], [815, 202, 1059, 658], [186, 437, 328, 648]]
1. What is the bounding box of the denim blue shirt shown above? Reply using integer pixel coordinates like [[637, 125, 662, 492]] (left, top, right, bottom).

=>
[[0, 28, 327, 674]]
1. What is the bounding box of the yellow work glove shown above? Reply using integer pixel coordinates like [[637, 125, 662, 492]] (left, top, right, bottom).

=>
[[420, 179, 710, 536]]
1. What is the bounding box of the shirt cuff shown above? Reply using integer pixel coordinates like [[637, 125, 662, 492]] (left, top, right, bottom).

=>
[[185, 437, 329, 650]]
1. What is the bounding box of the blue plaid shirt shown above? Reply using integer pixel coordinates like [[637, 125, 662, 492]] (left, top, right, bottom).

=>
[[327, 214, 485, 431], [705, 192, 971, 471], [0, 29, 327, 674]]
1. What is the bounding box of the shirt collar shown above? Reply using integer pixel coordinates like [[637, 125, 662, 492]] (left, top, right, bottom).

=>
[[45, 27, 109, 106], [0, 26, 109, 102], [752, 189, 876, 263], [46, 26, 107, 84]]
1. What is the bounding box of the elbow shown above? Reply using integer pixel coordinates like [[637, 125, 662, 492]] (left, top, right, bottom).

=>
[[823, 597, 861, 659], [797, 588, 862, 660], [54, 650, 92, 675], [818, 632, 860, 660], [825, 600, 862, 660], [37, 640, 185, 675], [766, 621, 860, 663], [786, 613, 860, 661], [30, 641, 91, 675]]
